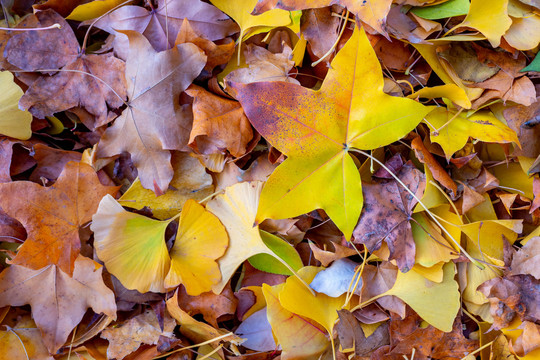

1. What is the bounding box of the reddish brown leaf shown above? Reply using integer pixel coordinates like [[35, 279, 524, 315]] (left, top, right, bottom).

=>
[[177, 283, 237, 327], [0, 161, 118, 274]]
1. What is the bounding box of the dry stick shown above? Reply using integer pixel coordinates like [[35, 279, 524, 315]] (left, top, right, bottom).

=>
[[350, 149, 484, 269], [312, 9, 350, 67]]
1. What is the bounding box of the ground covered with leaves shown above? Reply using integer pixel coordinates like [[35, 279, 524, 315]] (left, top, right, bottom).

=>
[[0, 0, 539, 359]]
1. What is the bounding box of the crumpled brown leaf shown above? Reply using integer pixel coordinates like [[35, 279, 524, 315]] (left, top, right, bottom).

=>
[[0, 255, 117, 353], [100, 309, 176, 360], [353, 161, 426, 272], [509, 237, 540, 279], [336, 309, 390, 356], [5, 10, 127, 128], [96, 31, 206, 194], [185, 84, 253, 157]]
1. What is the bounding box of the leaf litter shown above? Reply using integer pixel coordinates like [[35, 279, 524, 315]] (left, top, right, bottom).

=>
[[0, 0, 539, 359]]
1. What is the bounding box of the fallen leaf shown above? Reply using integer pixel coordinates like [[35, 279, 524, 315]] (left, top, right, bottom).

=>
[[66, 0, 126, 21], [29, 144, 82, 183], [176, 283, 237, 327], [96, 30, 206, 194], [353, 161, 426, 272], [0, 161, 118, 274], [262, 283, 329, 359], [234, 308, 276, 351], [100, 309, 175, 360], [309, 258, 360, 297], [451, 0, 512, 47], [252, 0, 393, 36], [335, 309, 389, 356], [92, 196, 227, 294], [0, 316, 53, 360], [118, 152, 214, 220], [509, 237, 540, 279], [0, 71, 32, 140], [164, 199, 228, 295], [186, 84, 253, 157], [206, 181, 301, 293], [89, 0, 238, 57], [0, 256, 117, 353], [232, 26, 432, 240]]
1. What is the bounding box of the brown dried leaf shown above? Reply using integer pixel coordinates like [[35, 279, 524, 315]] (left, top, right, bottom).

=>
[[510, 237, 540, 279], [0, 256, 117, 353]]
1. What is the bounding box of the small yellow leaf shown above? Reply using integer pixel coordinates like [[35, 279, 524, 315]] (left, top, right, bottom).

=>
[[424, 107, 519, 159], [455, 0, 512, 47], [91, 195, 171, 293], [165, 199, 228, 296], [262, 284, 329, 359], [0, 71, 32, 140], [408, 84, 471, 109], [66, 0, 126, 21], [278, 266, 346, 335], [412, 213, 458, 268], [384, 262, 460, 332]]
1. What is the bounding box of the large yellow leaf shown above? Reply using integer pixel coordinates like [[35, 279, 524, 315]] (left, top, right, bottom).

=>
[[383, 262, 460, 332], [262, 284, 329, 359], [278, 267, 346, 336], [0, 71, 32, 140], [424, 107, 519, 159], [206, 181, 301, 293], [92, 195, 171, 293], [453, 0, 512, 47], [232, 26, 432, 240], [165, 200, 228, 296]]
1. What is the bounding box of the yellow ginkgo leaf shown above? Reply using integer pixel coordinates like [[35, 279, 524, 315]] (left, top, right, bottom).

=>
[[262, 283, 329, 359], [66, 0, 126, 21], [0, 71, 32, 140], [278, 267, 346, 338], [164, 199, 228, 296], [452, 0, 512, 47], [383, 262, 460, 332], [91, 195, 171, 293], [408, 84, 471, 109], [119, 153, 214, 220], [424, 107, 519, 160], [206, 181, 301, 294], [412, 213, 459, 269]]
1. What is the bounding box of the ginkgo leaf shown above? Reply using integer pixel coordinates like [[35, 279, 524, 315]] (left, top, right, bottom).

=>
[[164, 199, 228, 295], [91, 195, 171, 293], [206, 181, 303, 293], [231, 26, 432, 240], [0, 71, 32, 140], [279, 266, 346, 336], [262, 283, 329, 359], [451, 0, 512, 47], [0, 256, 117, 353], [412, 213, 458, 268], [252, 0, 393, 36], [248, 230, 303, 275], [209, 0, 292, 42], [0, 317, 53, 360], [0, 161, 118, 275], [381, 262, 460, 332], [410, 0, 470, 20], [96, 30, 206, 194], [424, 106, 519, 159]]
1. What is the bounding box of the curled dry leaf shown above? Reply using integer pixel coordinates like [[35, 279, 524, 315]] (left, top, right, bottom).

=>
[[100, 309, 176, 360], [186, 84, 253, 157]]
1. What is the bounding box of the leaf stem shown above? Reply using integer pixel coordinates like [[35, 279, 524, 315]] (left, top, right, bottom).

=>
[[311, 10, 349, 67], [0, 23, 61, 31]]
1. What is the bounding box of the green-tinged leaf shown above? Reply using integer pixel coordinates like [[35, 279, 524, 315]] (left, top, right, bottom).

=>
[[248, 230, 303, 275], [411, 0, 470, 20]]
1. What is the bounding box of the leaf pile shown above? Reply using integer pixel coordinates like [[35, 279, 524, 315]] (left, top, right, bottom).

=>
[[0, 0, 539, 359]]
